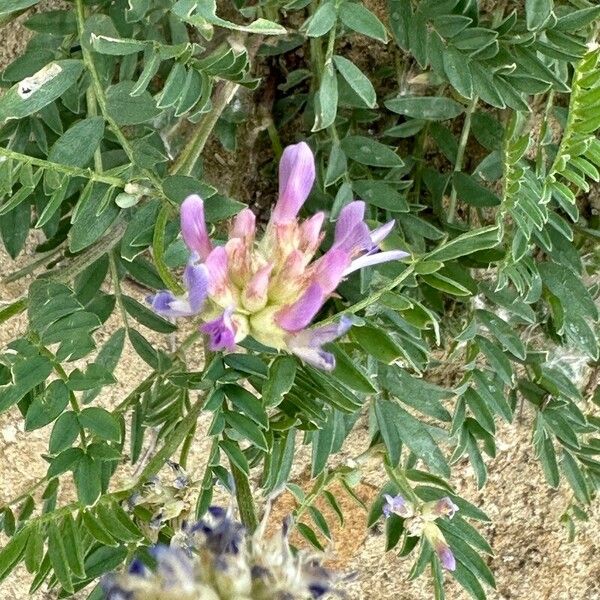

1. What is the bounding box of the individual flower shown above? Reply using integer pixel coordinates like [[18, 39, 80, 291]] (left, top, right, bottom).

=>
[[382, 494, 458, 571], [148, 142, 409, 370], [102, 505, 344, 600]]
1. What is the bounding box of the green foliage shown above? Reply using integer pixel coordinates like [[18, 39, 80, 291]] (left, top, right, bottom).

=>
[[0, 0, 599, 599]]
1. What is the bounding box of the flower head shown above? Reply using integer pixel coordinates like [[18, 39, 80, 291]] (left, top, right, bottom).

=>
[[148, 142, 409, 370], [102, 506, 343, 600], [381, 493, 458, 571]]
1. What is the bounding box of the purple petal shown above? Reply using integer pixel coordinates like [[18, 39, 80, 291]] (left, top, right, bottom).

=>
[[308, 315, 353, 346], [275, 282, 326, 332], [180, 195, 212, 259], [272, 142, 316, 224], [311, 247, 351, 294], [382, 494, 412, 518], [183, 263, 209, 313], [335, 201, 365, 239], [432, 497, 459, 519], [370, 220, 395, 245], [344, 249, 410, 276], [147, 291, 194, 318], [153, 546, 195, 586], [333, 201, 372, 255], [289, 345, 336, 371], [436, 544, 456, 571], [201, 308, 237, 351], [285, 316, 352, 371]]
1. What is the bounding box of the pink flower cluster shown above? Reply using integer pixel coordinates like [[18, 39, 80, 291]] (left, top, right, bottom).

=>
[[148, 142, 408, 370]]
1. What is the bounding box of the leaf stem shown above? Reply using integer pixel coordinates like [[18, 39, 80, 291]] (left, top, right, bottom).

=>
[[384, 461, 420, 505], [1, 243, 65, 284], [0, 478, 48, 512], [317, 264, 415, 325], [230, 458, 259, 531], [447, 96, 478, 223], [153, 205, 184, 294], [109, 251, 130, 332], [0, 147, 125, 187], [137, 396, 204, 483], [74, 0, 165, 195], [171, 81, 241, 176]]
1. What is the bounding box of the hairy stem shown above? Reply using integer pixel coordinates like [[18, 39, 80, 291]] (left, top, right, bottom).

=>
[[74, 0, 165, 196], [447, 96, 478, 223], [230, 459, 259, 531], [171, 81, 241, 176], [0, 147, 125, 187], [109, 250, 130, 332], [317, 264, 415, 325]]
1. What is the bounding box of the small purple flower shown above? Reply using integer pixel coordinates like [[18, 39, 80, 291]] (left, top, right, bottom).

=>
[[272, 141, 316, 224], [201, 308, 237, 351], [191, 506, 245, 556], [152, 545, 196, 587], [432, 497, 459, 519], [382, 494, 413, 519]]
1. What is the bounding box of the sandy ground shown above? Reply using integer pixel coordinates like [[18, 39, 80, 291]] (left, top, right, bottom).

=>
[[1, 3, 600, 599]]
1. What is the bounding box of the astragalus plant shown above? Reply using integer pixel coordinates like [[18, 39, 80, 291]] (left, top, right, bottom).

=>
[[0, 0, 599, 598]]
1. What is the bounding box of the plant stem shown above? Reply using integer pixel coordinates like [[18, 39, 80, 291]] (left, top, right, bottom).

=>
[[0, 478, 48, 512], [2, 244, 65, 284], [447, 96, 478, 223], [171, 81, 241, 176], [230, 459, 259, 531], [0, 297, 27, 323], [153, 205, 184, 294], [36, 342, 87, 446], [179, 393, 196, 469], [384, 461, 420, 505], [0, 147, 125, 187], [74, 0, 165, 196], [109, 250, 130, 332], [85, 86, 104, 173], [138, 396, 204, 483]]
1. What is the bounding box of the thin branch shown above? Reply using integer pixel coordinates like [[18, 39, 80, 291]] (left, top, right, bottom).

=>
[[0, 147, 126, 187], [448, 96, 478, 223]]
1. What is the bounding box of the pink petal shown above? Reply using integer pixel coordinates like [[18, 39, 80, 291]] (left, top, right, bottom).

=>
[[272, 142, 316, 224], [180, 195, 212, 260], [242, 264, 273, 311], [310, 247, 351, 294], [275, 282, 325, 332], [231, 208, 256, 241], [299, 211, 325, 253]]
